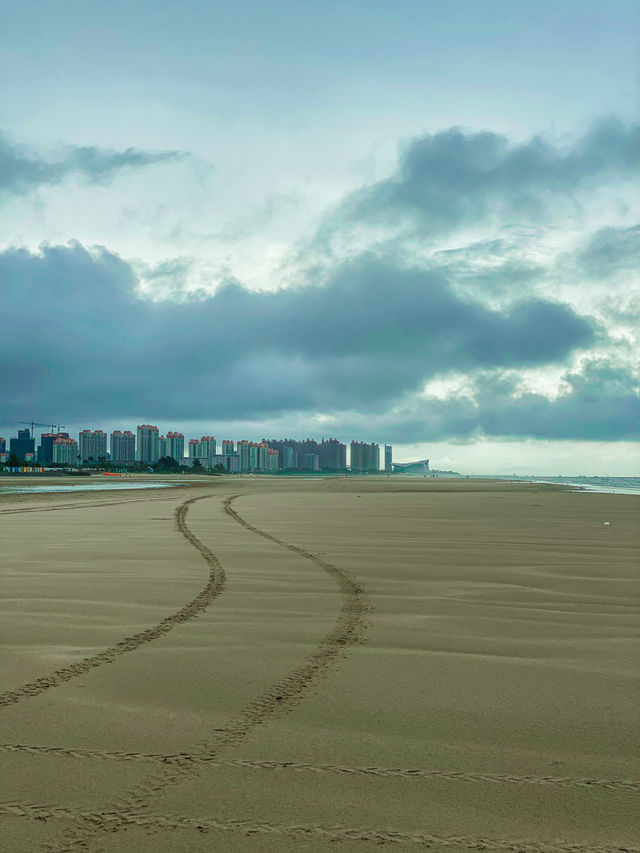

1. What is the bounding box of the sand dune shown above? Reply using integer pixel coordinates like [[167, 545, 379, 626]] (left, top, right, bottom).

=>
[[0, 476, 637, 852]]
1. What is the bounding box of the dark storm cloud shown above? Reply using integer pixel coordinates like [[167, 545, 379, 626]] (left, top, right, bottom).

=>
[[0, 133, 184, 197], [329, 118, 640, 235], [0, 242, 602, 433], [365, 360, 640, 444]]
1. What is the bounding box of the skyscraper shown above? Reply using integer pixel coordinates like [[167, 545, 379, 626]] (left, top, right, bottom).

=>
[[350, 441, 380, 473], [10, 429, 35, 462], [136, 425, 160, 464], [38, 432, 69, 465], [79, 430, 107, 463], [384, 444, 393, 472], [199, 436, 217, 467], [319, 438, 347, 470], [283, 446, 296, 469], [237, 440, 250, 472], [110, 430, 135, 463], [368, 442, 379, 472], [165, 432, 184, 462], [52, 436, 79, 465], [188, 436, 216, 467]]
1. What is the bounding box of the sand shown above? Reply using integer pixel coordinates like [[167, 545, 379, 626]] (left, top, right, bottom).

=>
[[0, 475, 637, 852]]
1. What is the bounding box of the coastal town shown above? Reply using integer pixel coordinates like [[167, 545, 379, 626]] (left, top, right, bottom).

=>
[[1, 425, 393, 474]]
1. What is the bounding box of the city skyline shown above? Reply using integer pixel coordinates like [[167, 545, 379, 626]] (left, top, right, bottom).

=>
[[1, 424, 387, 474]]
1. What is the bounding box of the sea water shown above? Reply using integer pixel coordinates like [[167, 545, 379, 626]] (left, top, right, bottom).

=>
[[530, 477, 640, 496], [0, 482, 182, 495]]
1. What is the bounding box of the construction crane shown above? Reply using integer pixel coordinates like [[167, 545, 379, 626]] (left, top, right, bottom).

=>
[[18, 421, 66, 435]]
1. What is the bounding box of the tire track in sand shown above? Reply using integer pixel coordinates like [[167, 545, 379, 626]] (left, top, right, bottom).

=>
[[0, 495, 225, 707], [0, 493, 184, 515], [46, 493, 371, 851], [1, 801, 636, 853], [1, 742, 636, 794]]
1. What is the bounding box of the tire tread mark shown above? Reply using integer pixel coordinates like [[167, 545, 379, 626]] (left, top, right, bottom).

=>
[[0, 493, 185, 516], [1, 743, 636, 793], [0, 496, 224, 707], [47, 493, 371, 850], [1, 801, 636, 853]]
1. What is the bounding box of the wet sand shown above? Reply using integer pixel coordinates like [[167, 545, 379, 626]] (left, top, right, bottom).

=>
[[1, 476, 638, 852]]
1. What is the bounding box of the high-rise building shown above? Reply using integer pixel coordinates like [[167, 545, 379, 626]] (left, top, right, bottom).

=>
[[0, 437, 5, 454], [165, 432, 184, 462], [136, 425, 160, 464], [10, 429, 35, 462], [52, 436, 79, 465], [237, 440, 250, 472], [319, 438, 347, 470], [368, 442, 379, 472], [262, 437, 346, 471], [200, 436, 217, 467], [37, 432, 69, 465], [136, 424, 160, 464], [188, 436, 216, 467], [78, 430, 107, 463], [304, 453, 320, 471], [257, 442, 269, 471], [222, 440, 234, 455], [110, 430, 135, 463], [283, 446, 297, 469], [384, 444, 393, 473], [249, 442, 259, 471], [350, 441, 380, 473]]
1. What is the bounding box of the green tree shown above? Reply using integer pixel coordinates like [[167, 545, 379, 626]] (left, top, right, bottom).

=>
[[154, 456, 180, 472]]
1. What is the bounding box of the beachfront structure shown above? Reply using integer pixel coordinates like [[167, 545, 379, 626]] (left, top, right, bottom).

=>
[[52, 436, 79, 465], [110, 430, 135, 463], [136, 425, 160, 464], [384, 444, 393, 473], [350, 441, 380, 473], [79, 429, 107, 463], [392, 459, 430, 475]]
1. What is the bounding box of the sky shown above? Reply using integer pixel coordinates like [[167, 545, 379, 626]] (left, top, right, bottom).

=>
[[1, 0, 639, 474]]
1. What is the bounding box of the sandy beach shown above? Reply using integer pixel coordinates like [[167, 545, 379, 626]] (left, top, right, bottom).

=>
[[0, 475, 637, 852]]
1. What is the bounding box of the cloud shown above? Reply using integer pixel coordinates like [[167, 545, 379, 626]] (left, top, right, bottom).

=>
[[0, 133, 185, 197], [577, 223, 640, 278], [0, 242, 607, 438], [325, 359, 640, 444], [325, 117, 640, 238]]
